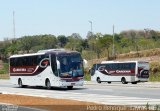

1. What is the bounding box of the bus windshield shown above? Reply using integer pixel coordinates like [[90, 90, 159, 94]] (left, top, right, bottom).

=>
[[57, 53, 83, 77]]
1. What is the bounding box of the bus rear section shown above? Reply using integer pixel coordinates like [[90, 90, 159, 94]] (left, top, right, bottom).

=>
[[135, 61, 149, 82], [90, 61, 149, 84]]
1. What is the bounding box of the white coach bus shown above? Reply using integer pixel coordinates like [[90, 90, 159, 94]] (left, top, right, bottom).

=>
[[90, 61, 149, 84], [9, 49, 84, 89]]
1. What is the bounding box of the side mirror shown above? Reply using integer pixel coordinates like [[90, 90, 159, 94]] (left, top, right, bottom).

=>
[[57, 60, 60, 69]]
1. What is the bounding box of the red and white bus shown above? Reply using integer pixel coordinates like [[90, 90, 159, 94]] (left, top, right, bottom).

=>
[[90, 61, 149, 84], [9, 49, 84, 89]]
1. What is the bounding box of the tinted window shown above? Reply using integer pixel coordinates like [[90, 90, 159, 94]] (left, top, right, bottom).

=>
[[51, 54, 58, 76], [57, 53, 83, 73], [10, 54, 49, 67], [90, 64, 103, 76], [105, 63, 136, 70]]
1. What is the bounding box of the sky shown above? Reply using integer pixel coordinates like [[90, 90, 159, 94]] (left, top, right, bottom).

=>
[[0, 0, 160, 40]]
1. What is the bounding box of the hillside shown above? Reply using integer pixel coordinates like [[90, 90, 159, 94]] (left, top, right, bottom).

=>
[[88, 48, 160, 66]]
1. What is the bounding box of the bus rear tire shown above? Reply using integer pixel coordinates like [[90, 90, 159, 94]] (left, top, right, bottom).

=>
[[121, 77, 128, 84], [97, 77, 101, 83], [67, 86, 73, 90], [46, 79, 51, 89], [18, 79, 24, 88], [108, 82, 111, 84]]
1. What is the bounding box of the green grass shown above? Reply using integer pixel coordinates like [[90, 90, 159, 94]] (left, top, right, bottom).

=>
[[0, 62, 9, 79], [84, 73, 91, 81], [0, 70, 6, 74], [149, 62, 160, 82], [0, 63, 9, 74], [83, 68, 91, 81], [149, 73, 160, 82]]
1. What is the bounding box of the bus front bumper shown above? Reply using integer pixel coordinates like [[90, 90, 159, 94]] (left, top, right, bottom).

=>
[[59, 80, 84, 86], [135, 78, 149, 82]]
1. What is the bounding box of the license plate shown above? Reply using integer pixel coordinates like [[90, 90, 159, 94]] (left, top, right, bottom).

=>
[[71, 83, 75, 85]]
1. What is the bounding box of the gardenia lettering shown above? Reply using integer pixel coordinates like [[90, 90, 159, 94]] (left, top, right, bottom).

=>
[[13, 68, 26, 72], [116, 70, 131, 73]]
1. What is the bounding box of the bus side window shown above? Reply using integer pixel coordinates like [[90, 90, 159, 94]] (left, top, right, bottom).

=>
[[38, 55, 44, 65], [10, 58, 15, 66], [33, 56, 38, 66], [45, 54, 50, 66], [23, 57, 28, 66], [51, 54, 58, 76], [17, 58, 23, 66], [130, 63, 136, 69]]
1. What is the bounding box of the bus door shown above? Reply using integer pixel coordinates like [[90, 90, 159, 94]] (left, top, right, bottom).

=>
[[51, 54, 59, 77], [90, 64, 99, 81]]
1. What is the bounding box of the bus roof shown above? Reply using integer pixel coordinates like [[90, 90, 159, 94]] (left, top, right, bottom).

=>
[[101, 60, 148, 64], [9, 49, 80, 58], [9, 52, 45, 58]]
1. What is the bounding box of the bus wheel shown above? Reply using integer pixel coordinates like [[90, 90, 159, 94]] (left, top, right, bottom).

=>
[[46, 79, 51, 89], [18, 79, 24, 88], [67, 86, 73, 90], [108, 82, 111, 84], [121, 77, 128, 84], [131, 82, 137, 84], [97, 77, 101, 83]]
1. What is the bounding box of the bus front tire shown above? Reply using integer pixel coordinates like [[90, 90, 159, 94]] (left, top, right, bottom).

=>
[[121, 77, 128, 84], [97, 77, 101, 83], [131, 82, 137, 84], [67, 86, 73, 90]]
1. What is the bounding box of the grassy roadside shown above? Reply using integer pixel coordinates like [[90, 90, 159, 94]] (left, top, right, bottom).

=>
[[149, 62, 160, 82], [0, 62, 9, 79], [149, 73, 160, 82], [0, 63, 8, 74]]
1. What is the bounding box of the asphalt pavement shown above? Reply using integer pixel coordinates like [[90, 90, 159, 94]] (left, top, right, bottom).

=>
[[0, 80, 160, 105]]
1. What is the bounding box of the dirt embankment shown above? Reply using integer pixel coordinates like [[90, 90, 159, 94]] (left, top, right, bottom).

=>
[[0, 94, 96, 111], [0, 94, 152, 111]]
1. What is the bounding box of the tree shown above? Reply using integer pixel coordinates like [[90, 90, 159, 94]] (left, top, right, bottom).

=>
[[57, 35, 68, 48], [41, 34, 57, 49], [81, 39, 89, 50], [114, 33, 121, 43], [65, 33, 83, 52], [150, 30, 158, 41], [19, 36, 35, 53], [86, 31, 96, 39], [0, 38, 21, 61], [71, 33, 82, 39], [97, 34, 112, 60]]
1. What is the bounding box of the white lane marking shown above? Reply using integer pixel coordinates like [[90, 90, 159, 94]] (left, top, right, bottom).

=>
[[1, 87, 160, 105]]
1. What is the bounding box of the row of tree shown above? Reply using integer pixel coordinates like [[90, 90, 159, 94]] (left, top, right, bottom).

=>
[[0, 29, 160, 62]]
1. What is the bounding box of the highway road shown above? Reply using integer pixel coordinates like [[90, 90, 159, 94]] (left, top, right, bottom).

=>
[[0, 80, 160, 105]]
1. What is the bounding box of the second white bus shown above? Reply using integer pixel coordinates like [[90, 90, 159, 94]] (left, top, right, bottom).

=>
[[90, 61, 149, 84]]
